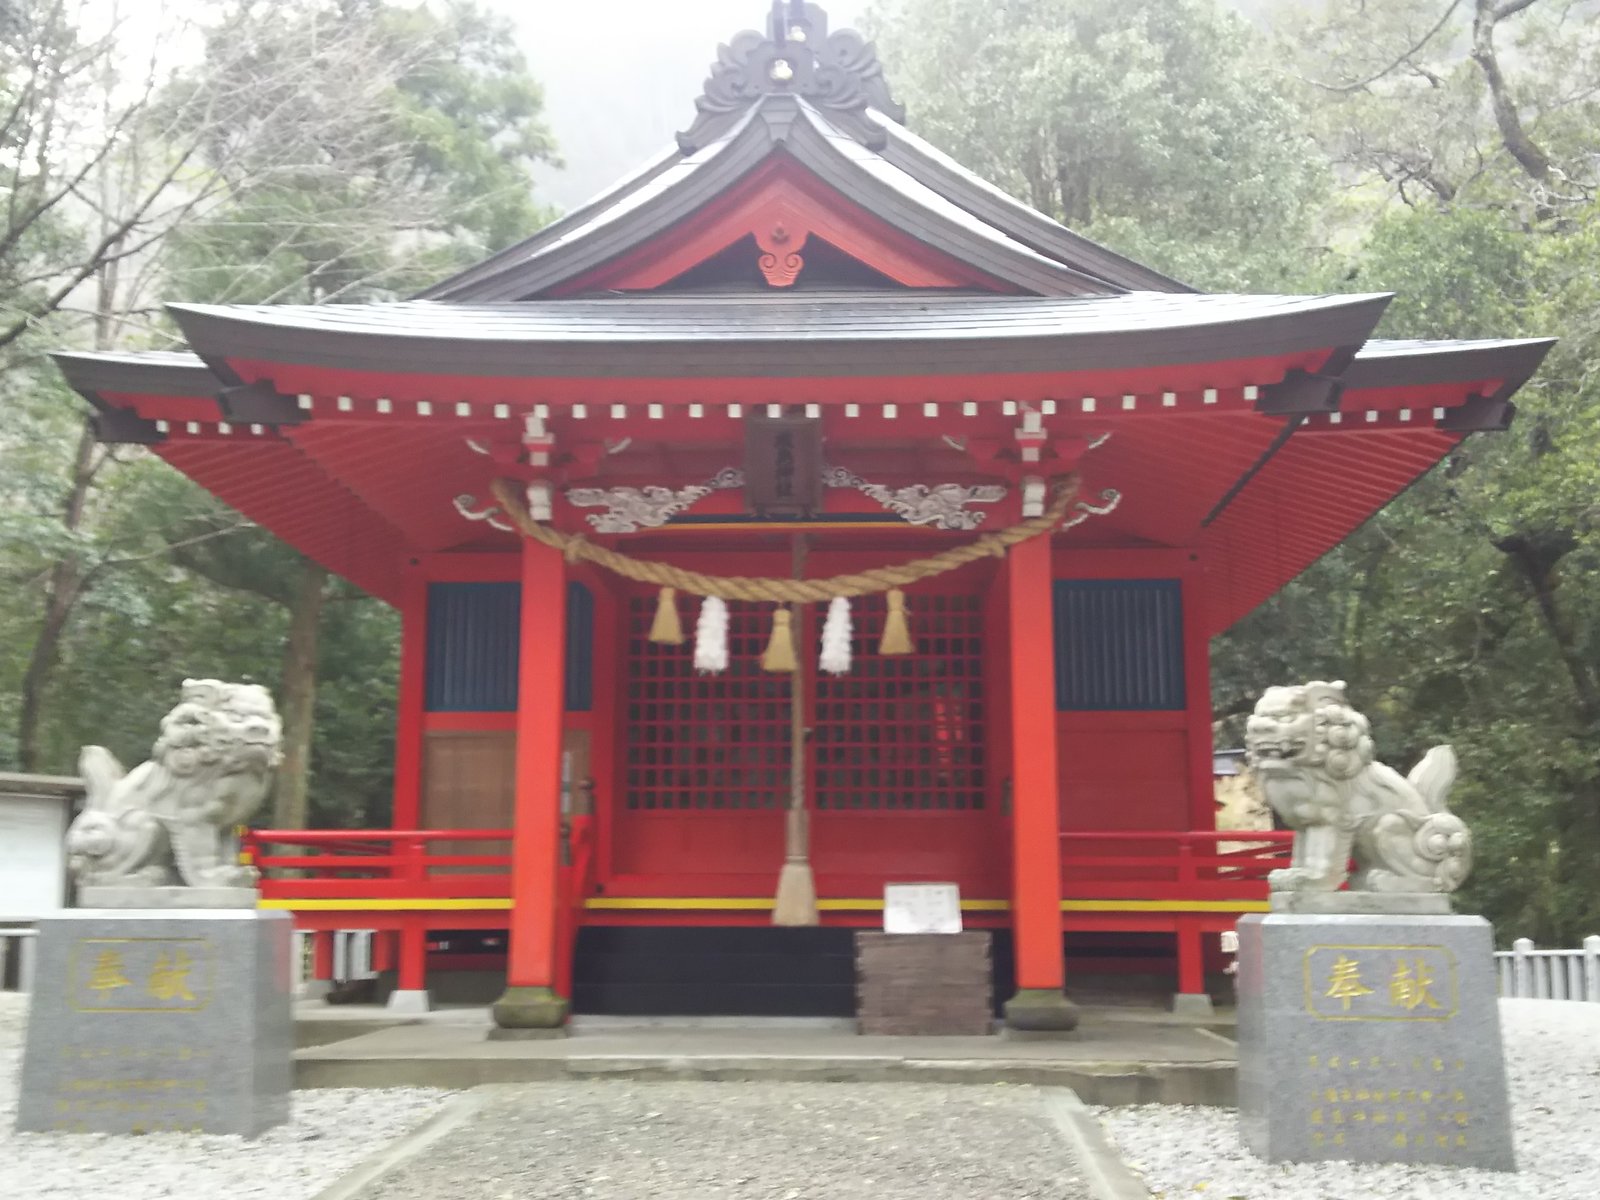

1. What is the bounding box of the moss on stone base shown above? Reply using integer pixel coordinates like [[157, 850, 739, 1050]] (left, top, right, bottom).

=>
[[491, 985, 570, 1029], [1003, 988, 1081, 1033]]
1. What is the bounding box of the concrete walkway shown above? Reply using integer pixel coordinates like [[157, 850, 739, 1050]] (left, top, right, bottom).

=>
[[295, 1005, 1237, 1106]]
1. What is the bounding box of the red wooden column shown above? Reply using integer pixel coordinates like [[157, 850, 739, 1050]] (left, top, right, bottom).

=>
[[1003, 532, 1079, 1033], [390, 569, 427, 830], [491, 537, 570, 1030]]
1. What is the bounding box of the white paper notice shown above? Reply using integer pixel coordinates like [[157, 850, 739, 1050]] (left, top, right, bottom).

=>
[[883, 883, 962, 934]]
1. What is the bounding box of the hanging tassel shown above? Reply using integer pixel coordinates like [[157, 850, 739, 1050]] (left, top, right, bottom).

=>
[[648, 586, 684, 645], [693, 596, 729, 673], [878, 587, 914, 655], [761, 606, 798, 673], [819, 596, 852, 675]]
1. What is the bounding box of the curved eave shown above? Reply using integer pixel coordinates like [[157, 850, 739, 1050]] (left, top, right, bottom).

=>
[[1346, 336, 1555, 398], [1200, 335, 1555, 633], [417, 96, 1111, 302], [54, 349, 217, 398], [164, 292, 1392, 391]]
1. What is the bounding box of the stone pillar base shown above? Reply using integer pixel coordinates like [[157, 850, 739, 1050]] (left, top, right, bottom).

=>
[[299, 979, 334, 1001], [1170, 992, 1216, 1018], [491, 985, 569, 1030], [1002, 987, 1080, 1035], [385, 988, 432, 1015], [1238, 913, 1514, 1170], [16, 910, 292, 1136]]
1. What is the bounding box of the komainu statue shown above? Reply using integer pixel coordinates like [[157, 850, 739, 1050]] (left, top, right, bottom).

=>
[[1244, 681, 1472, 896], [66, 679, 282, 892]]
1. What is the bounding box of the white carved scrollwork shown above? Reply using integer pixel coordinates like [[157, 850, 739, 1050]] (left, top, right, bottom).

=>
[[565, 467, 745, 534], [1060, 488, 1122, 531], [453, 494, 515, 533], [822, 466, 1006, 530]]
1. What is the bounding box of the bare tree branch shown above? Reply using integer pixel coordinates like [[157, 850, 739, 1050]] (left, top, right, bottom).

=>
[[1492, 0, 1544, 20], [1470, 0, 1555, 187], [1301, 0, 1464, 94]]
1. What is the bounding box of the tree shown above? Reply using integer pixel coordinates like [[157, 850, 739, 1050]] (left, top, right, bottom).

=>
[[155, 0, 558, 825], [867, 0, 1330, 289], [1271, 0, 1600, 216], [2, 0, 557, 823], [164, 0, 559, 305]]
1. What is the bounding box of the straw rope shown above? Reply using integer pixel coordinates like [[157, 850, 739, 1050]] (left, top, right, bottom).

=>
[[487, 474, 1081, 602]]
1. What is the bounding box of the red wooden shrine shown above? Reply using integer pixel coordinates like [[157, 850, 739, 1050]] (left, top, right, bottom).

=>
[[56, 2, 1551, 1028]]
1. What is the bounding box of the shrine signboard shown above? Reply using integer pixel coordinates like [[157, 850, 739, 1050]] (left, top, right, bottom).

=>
[[883, 883, 963, 934], [744, 415, 823, 518]]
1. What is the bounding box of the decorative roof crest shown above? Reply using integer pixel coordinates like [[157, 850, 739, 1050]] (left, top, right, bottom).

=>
[[677, 2, 905, 153]]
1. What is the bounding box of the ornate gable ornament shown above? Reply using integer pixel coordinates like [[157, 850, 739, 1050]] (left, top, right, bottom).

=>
[[677, 1, 906, 153]]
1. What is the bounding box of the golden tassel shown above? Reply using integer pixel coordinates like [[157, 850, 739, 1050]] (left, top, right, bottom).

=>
[[761, 606, 798, 672], [648, 586, 684, 645], [878, 588, 914, 655]]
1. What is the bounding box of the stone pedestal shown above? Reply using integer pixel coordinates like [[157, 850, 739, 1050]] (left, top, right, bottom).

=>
[[15, 909, 293, 1137], [854, 931, 993, 1035], [1237, 913, 1514, 1171]]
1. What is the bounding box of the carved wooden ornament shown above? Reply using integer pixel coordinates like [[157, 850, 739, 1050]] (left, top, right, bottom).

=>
[[756, 223, 809, 287]]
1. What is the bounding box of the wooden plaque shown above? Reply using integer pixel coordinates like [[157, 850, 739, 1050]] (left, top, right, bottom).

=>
[[744, 414, 822, 518]]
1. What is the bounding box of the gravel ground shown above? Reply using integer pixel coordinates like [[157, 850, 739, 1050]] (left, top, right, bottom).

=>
[[0, 991, 450, 1200], [1099, 998, 1600, 1199], [365, 1081, 1089, 1200]]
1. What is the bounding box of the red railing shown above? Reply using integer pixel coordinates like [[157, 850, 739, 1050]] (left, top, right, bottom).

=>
[[245, 825, 1291, 907], [244, 828, 514, 900], [1061, 830, 1293, 902]]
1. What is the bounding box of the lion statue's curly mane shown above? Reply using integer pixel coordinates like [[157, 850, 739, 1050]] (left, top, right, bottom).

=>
[[1244, 681, 1471, 895], [66, 679, 282, 891]]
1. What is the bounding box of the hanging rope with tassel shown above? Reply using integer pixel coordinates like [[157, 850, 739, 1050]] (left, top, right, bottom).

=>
[[489, 473, 1093, 671]]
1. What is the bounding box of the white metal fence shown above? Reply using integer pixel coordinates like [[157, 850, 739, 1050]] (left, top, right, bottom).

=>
[[1496, 936, 1600, 1002]]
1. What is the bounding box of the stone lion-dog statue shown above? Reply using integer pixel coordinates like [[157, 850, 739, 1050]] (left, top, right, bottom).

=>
[[1244, 681, 1471, 895], [66, 679, 283, 891]]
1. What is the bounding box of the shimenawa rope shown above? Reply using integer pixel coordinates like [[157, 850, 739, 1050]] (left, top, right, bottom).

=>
[[486, 473, 1082, 601]]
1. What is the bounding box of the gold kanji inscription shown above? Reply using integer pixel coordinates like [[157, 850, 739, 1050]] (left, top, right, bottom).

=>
[[87, 950, 131, 993], [1324, 955, 1374, 1011], [147, 950, 196, 1002], [1389, 958, 1443, 1011]]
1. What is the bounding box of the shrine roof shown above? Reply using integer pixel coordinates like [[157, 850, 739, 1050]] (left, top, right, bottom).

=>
[[417, 96, 1135, 300], [149, 291, 1391, 382]]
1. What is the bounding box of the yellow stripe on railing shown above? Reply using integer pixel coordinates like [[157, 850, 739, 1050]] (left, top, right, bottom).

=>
[[253, 896, 1269, 915]]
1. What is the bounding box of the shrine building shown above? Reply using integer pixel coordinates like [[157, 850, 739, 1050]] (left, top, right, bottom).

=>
[[54, 3, 1551, 1031]]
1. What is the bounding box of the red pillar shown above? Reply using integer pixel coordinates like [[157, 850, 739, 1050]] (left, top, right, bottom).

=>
[[397, 926, 428, 992], [491, 537, 569, 1029], [1176, 918, 1205, 996], [1003, 533, 1079, 1032], [391, 570, 427, 830]]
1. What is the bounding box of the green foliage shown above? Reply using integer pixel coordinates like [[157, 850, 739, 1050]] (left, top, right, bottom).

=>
[[165, 0, 558, 303], [0, 0, 556, 831], [868, 0, 1330, 289], [876, 0, 1600, 941]]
